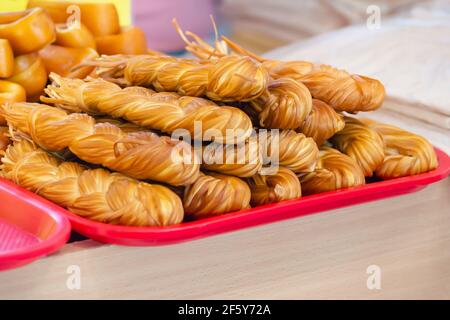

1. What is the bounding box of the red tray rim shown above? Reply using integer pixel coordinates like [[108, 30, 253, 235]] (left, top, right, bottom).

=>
[[0, 148, 449, 247], [0, 185, 71, 269]]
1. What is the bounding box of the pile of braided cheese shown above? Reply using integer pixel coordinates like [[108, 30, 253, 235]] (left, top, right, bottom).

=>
[[0, 31, 438, 227]]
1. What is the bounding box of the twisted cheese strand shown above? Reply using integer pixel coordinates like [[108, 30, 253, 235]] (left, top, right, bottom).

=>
[[200, 136, 262, 177], [1, 140, 183, 226], [360, 119, 438, 179], [183, 172, 251, 218], [298, 99, 345, 146], [42, 74, 253, 144], [331, 117, 385, 177], [1, 102, 200, 186], [263, 129, 319, 173], [249, 77, 312, 129], [299, 147, 365, 195], [247, 167, 301, 206], [261, 60, 385, 113], [87, 53, 269, 102]]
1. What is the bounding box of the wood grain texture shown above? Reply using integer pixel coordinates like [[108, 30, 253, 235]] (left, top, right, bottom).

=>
[[0, 178, 448, 299]]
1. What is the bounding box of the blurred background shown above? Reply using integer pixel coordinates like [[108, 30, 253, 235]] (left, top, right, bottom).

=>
[[130, 0, 446, 53]]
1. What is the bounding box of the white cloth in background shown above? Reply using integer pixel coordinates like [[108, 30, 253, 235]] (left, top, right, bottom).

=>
[[265, 1, 450, 153], [219, 0, 428, 43]]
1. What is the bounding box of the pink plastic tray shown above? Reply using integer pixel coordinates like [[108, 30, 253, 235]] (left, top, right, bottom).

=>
[[0, 149, 448, 250], [0, 183, 71, 271]]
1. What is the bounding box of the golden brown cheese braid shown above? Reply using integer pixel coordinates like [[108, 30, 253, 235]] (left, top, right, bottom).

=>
[[179, 27, 385, 113], [42, 74, 253, 144], [331, 117, 385, 177], [247, 167, 301, 206], [200, 136, 262, 177], [360, 119, 438, 179], [299, 147, 365, 195], [1, 102, 200, 186], [1, 140, 183, 226], [248, 77, 312, 129], [183, 172, 251, 219], [298, 99, 345, 146], [88, 53, 269, 102], [263, 130, 319, 173], [261, 60, 385, 113], [0, 127, 10, 153]]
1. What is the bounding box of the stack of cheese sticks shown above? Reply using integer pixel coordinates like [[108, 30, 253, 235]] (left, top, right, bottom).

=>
[[0, 22, 438, 227]]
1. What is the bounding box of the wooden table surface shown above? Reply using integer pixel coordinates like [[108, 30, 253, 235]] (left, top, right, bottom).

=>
[[0, 177, 448, 299]]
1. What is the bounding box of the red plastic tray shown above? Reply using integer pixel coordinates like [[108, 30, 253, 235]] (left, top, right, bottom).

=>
[[0, 183, 71, 271], [0, 149, 448, 248]]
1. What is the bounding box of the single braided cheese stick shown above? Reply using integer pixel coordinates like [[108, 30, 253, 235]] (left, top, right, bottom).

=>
[[299, 147, 365, 195], [248, 77, 313, 129], [263, 129, 319, 173], [89, 54, 269, 102], [260, 60, 385, 113], [331, 116, 385, 177], [360, 119, 438, 179], [247, 167, 301, 206], [183, 172, 251, 219], [200, 136, 262, 177], [42, 74, 253, 144], [1, 140, 183, 226], [297, 99, 345, 146]]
